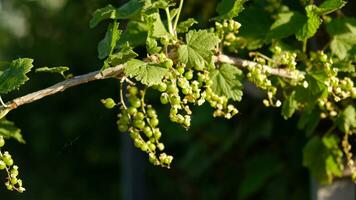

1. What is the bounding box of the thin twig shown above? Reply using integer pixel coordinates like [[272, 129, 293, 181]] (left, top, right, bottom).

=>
[[214, 54, 303, 79], [0, 54, 301, 115], [0, 64, 124, 113]]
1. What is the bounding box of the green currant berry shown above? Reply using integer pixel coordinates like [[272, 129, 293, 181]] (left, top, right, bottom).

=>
[[133, 120, 145, 129], [163, 59, 174, 68], [128, 87, 138, 96], [157, 143, 164, 151], [160, 93, 169, 104], [135, 112, 145, 120], [177, 67, 185, 75], [147, 109, 157, 118], [143, 127, 153, 138], [118, 124, 128, 132], [158, 83, 167, 92], [0, 136, 4, 148], [0, 160, 6, 170], [128, 107, 138, 115], [154, 130, 161, 139], [10, 177, 17, 185], [184, 70, 193, 80], [148, 143, 156, 151], [160, 37, 170, 46], [170, 95, 180, 105], [4, 157, 13, 166], [101, 98, 116, 109], [130, 98, 141, 108], [150, 118, 159, 127], [167, 83, 178, 94]]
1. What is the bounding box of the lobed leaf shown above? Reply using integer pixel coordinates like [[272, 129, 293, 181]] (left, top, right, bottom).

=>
[[317, 0, 346, 15], [89, 4, 118, 28], [327, 18, 356, 59], [296, 5, 322, 41], [281, 91, 298, 120], [35, 66, 69, 76], [267, 11, 306, 40], [177, 30, 220, 69], [210, 64, 244, 101], [0, 58, 33, 94], [108, 43, 138, 66], [215, 0, 246, 20], [0, 118, 25, 143], [98, 21, 121, 60], [176, 18, 198, 33], [335, 105, 356, 133], [124, 59, 168, 86], [303, 135, 343, 184]]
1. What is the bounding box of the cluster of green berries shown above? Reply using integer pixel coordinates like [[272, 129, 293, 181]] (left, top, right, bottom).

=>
[[265, 0, 283, 13], [314, 52, 356, 101], [157, 56, 239, 126], [0, 136, 25, 193], [309, 52, 356, 118], [342, 133, 356, 182], [117, 86, 173, 168], [270, 45, 305, 86], [215, 20, 244, 52], [245, 62, 280, 107], [272, 46, 297, 70]]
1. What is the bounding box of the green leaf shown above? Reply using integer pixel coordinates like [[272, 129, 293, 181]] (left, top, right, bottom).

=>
[[150, 0, 175, 10], [36, 66, 70, 77], [146, 12, 169, 38], [327, 18, 356, 59], [116, 0, 146, 19], [215, 0, 246, 20], [108, 43, 138, 66], [98, 21, 121, 60], [239, 153, 281, 199], [177, 30, 220, 69], [238, 7, 273, 50], [0, 58, 33, 94], [89, 4, 118, 28], [298, 108, 320, 136], [267, 11, 306, 40], [296, 5, 322, 41], [303, 135, 343, 184], [117, 21, 148, 47], [0, 118, 25, 143], [210, 64, 244, 101], [317, 0, 346, 15], [281, 91, 298, 120], [176, 18, 198, 33], [124, 59, 168, 86], [335, 105, 356, 133]]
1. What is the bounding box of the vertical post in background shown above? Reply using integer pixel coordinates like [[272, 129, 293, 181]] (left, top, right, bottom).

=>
[[120, 75, 146, 200], [121, 134, 146, 200], [311, 178, 355, 200]]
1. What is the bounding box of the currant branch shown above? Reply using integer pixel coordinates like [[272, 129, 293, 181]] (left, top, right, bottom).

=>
[[0, 56, 297, 116]]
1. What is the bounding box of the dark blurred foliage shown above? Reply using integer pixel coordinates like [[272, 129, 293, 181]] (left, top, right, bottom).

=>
[[4, 0, 354, 199]]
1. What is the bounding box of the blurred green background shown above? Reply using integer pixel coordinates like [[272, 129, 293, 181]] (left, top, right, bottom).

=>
[[0, 0, 316, 199]]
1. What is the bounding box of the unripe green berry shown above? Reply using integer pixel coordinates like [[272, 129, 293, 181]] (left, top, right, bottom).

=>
[[118, 124, 128, 132], [128, 87, 138, 96], [160, 93, 169, 104], [130, 98, 141, 108], [0, 136, 4, 148], [0, 160, 6, 170], [101, 98, 116, 109], [150, 118, 159, 127], [158, 83, 167, 92], [163, 59, 174, 68], [184, 70, 193, 80], [128, 107, 138, 115]]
